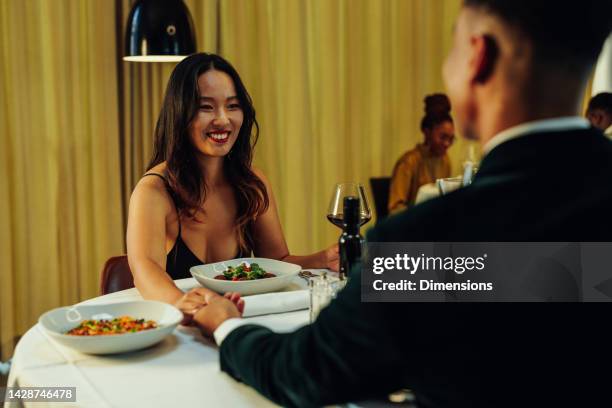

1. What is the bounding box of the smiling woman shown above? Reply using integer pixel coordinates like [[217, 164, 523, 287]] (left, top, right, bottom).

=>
[[145, 54, 265, 255], [0, 0, 464, 365], [126, 53, 338, 322]]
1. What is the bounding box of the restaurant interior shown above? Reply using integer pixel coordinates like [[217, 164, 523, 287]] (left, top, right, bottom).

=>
[[1, 0, 611, 406]]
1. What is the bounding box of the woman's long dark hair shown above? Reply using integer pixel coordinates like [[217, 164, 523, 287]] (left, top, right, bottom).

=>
[[147, 53, 269, 253]]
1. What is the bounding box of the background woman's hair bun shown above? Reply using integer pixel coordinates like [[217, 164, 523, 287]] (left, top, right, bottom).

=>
[[424, 93, 451, 116], [420, 93, 452, 131]]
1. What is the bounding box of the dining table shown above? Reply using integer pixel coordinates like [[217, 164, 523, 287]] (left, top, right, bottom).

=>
[[5, 274, 320, 407]]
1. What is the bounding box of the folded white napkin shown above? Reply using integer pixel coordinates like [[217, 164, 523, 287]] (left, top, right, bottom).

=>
[[242, 290, 309, 317]]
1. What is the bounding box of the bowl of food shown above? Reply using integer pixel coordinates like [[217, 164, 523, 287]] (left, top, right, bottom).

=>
[[38, 300, 182, 354], [190, 258, 301, 295]]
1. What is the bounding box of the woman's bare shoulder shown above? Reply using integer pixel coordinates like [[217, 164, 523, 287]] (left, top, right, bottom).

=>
[[147, 162, 168, 176], [130, 164, 173, 214]]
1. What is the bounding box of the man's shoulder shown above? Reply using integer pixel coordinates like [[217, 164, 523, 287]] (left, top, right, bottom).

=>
[[368, 190, 465, 242], [492, 126, 612, 158]]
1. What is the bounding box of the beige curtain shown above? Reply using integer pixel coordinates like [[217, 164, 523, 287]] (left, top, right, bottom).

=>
[[118, 0, 464, 255], [1, 0, 462, 360], [218, 0, 464, 253], [581, 75, 594, 116], [0, 0, 124, 360]]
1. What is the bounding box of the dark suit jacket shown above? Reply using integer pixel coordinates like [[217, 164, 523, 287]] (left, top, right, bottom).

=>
[[220, 128, 612, 408]]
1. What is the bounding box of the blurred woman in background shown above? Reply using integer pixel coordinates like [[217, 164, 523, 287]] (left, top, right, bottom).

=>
[[388, 94, 454, 213], [126, 53, 338, 323]]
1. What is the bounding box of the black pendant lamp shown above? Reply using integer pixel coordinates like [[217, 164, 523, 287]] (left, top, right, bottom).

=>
[[124, 0, 196, 62]]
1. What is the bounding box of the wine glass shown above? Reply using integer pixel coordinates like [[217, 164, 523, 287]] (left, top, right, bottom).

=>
[[326, 183, 372, 229], [436, 176, 463, 195]]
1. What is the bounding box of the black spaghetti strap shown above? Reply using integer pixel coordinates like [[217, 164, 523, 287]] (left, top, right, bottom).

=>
[[140, 173, 247, 278], [142, 172, 167, 183], [142, 172, 182, 236]]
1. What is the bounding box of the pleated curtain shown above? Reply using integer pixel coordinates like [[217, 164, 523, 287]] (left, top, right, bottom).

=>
[[0, 0, 466, 360]]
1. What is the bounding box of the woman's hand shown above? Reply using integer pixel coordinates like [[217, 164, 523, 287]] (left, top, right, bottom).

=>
[[192, 291, 245, 337], [223, 291, 246, 315], [174, 287, 244, 325], [323, 244, 339, 271]]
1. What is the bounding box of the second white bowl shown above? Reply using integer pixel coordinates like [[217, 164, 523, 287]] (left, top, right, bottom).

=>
[[190, 257, 301, 295]]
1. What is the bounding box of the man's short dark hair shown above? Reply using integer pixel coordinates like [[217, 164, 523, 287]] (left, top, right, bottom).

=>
[[587, 93, 612, 115], [464, 0, 612, 74]]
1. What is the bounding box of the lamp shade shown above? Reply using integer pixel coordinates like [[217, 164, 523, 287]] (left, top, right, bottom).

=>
[[124, 0, 196, 62]]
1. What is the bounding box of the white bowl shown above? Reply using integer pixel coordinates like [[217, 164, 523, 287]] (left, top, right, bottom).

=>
[[38, 300, 182, 354], [190, 257, 301, 296]]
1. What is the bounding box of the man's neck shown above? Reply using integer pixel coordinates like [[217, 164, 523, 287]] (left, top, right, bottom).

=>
[[477, 103, 584, 149], [475, 72, 588, 147]]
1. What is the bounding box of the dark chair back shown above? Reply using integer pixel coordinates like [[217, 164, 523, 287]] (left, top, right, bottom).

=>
[[100, 255, 134, 295], [369, 177, 391, 223]]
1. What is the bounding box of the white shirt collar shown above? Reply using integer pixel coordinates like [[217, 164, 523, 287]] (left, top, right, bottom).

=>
[[605, 124, 612, 138], [482, 116, 590, 155]]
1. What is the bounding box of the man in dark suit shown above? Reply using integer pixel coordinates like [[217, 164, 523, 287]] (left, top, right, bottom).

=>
[[193, 1, 612, 407]]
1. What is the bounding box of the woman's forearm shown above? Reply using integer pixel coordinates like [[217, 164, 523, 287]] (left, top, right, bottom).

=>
[[282, 251, 327, 270], [131, 258, 184, 304]]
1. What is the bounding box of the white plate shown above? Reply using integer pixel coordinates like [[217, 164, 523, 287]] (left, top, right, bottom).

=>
[[38, 300, 182, 354], [190, 257, 301, 296]]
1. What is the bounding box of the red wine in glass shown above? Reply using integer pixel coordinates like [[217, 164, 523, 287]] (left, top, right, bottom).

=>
[[326, 214, 372, 228], [326, 183, 372, 229]]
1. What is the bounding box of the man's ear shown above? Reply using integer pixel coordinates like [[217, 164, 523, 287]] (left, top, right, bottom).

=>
[[472, 34, 499, 84]]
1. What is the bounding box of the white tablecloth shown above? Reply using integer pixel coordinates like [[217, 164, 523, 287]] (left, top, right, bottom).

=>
[[6, 277, 313, 407]]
